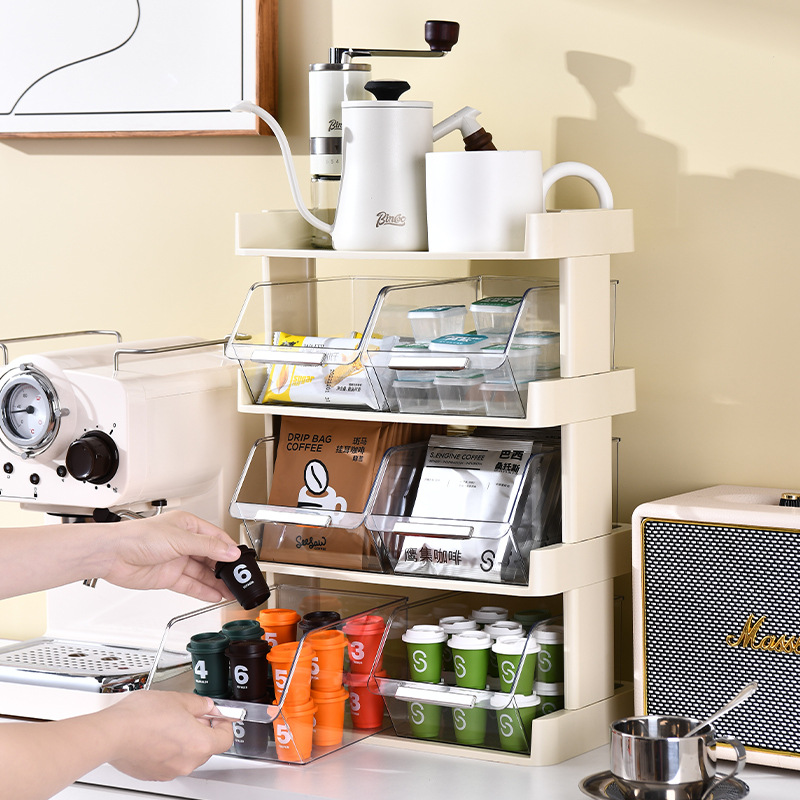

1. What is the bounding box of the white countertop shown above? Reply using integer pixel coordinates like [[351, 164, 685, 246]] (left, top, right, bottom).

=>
[[55, 740, 799, 800]]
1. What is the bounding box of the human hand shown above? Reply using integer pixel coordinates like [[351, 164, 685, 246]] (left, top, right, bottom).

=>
[[100, 691, 234, 781], [96, 511, 242, 602]]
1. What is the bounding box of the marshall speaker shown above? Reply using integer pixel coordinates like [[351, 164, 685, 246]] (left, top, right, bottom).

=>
[[632, 485, 800, 770]]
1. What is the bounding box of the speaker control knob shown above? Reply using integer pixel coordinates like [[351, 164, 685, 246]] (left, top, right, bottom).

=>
[[66, 431, 119, 485], [779, 492, 800, 507]]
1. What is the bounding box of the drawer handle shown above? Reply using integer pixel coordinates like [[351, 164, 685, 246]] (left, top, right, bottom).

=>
[[388, 355, 469, 371], [394, 684, 478, 708], [251, 350, 326, 366], [255, 509, 332, 527], [392, 521, 473, 539]]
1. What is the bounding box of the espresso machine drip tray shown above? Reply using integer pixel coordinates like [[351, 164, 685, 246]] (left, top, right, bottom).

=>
[[0, 638, 189, 693]]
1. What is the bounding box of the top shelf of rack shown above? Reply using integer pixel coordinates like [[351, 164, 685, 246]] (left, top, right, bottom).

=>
[[235, 208, 634, 261]]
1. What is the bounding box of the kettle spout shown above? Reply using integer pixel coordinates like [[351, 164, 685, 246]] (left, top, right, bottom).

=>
[[231, 102, 333, 235]]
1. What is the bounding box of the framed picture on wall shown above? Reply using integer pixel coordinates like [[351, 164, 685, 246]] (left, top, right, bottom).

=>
[[0, 0, 277, 137]]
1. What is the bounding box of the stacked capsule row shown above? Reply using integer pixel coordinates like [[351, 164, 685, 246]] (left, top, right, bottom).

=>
[[186, 608, 389, 762], [398, 606, 564, 752]]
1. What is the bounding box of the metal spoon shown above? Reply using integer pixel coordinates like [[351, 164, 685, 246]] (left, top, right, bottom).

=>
[[686, 680, 759, 736]]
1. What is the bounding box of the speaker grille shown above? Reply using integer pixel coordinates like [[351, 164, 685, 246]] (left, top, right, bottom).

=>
[[642, 518, 800, 755]]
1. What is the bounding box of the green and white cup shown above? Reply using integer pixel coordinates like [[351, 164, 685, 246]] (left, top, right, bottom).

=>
[[452, 705, 488, 746], [485, 621, 524, 679], [402, 624, 447, 684], [470, 606, 509, 628], [534, 620, 564, 684], [535, 681, 565, 716], [492, 693, 541, 753], [448, 630, 492, 689], [438, 616, 478, 674], [406, 684, 451, 741], [408, 701, 442, 739], [493, 634, 540, 694]]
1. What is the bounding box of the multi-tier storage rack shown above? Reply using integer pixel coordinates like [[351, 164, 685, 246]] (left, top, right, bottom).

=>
[[226, 206, 635, 766]]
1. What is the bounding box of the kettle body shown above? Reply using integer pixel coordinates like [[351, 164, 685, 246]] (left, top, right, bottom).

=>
[[333, 99, 433, 251]]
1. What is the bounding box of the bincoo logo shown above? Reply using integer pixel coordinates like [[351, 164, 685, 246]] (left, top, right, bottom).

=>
[[726, 613, 800, 654], [375, 212, 406, 228], [328, 119, 342, 132]]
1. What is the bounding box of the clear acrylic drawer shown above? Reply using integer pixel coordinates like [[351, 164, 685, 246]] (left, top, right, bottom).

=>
[[366, 433, 562, 585], [229, 436, 386, 573], [225, 276, 562, 417], [146, 584, 406, 765]]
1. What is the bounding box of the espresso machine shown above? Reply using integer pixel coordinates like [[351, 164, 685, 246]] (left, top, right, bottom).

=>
[[0, 331, 262, 719]]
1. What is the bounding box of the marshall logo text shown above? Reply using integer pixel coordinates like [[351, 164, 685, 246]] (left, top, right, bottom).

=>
[[375, 212, 406, 228], [726, 613, 800, 654]]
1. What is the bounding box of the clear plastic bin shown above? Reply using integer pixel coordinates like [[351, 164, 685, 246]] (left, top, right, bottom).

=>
[[433, 372, 486, 413], [360, 276, 561, 417], [392, 377, 440, 414], [366, 435, 562, 585], [373, 594, 565, 757], [469, 296, 523, 337], [230, 437, 386, 573], [407, 305, 467, 343], [225, 276, 427, 411], [480, 381, 527, 417], [146, 584, 406, 765]]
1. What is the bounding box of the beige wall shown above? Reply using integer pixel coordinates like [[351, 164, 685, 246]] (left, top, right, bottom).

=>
[[2, 0, 799, 635]]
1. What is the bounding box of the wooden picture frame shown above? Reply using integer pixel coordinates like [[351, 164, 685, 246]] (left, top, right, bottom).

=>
[[0, 0, 277, 138]]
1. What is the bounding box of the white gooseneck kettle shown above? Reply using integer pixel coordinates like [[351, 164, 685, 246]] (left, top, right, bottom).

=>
[[233, 79, 494, 251]]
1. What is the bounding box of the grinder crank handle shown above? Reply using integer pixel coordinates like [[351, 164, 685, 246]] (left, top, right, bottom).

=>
[[331, 20, 459, 63]]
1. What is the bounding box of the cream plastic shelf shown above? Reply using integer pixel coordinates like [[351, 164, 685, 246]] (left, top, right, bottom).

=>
[[232, 205, 636, 766], [252, 524, 631, 598], [236, 366, 635, 428], [235, 208, 634, 260]]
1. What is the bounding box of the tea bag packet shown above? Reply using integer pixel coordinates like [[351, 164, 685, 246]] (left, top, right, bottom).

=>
[[411, 435, 535, 522]]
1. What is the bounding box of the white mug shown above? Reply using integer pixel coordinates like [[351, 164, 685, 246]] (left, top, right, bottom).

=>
[[425, 150, 613, 252]]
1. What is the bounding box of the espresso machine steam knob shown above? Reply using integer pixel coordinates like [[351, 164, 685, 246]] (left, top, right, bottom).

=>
[[66, 430, 119, 485]]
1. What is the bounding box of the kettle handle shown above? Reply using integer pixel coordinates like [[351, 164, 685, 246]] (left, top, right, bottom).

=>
[[231, 101, 332, 235], [542, 161, 614, 210]]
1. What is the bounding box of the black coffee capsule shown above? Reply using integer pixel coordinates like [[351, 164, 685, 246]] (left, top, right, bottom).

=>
[[215, 545, 270, 610], [298, 610, 342, 635], [232, 718, 271, 757], [226, 638, 271, 702]]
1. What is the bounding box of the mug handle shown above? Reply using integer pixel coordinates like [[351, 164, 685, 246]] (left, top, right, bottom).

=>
[[701, 735, 747, 800], [542, 161, 614, 210]]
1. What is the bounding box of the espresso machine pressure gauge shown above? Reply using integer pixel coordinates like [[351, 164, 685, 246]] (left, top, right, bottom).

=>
[[0, 364, 66, 457]]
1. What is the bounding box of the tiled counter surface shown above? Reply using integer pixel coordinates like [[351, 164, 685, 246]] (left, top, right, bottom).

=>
[[54, 742, 798, 800]]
